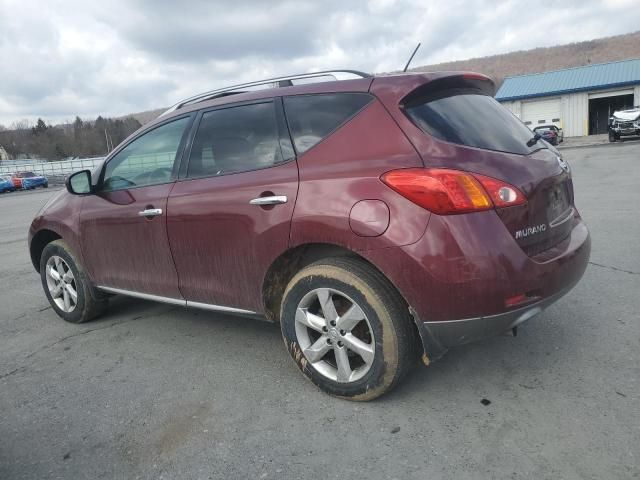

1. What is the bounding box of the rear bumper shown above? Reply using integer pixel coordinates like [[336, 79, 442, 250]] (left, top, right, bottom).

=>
[[415, 281, 578, 361], [364, 208, 591, 361]]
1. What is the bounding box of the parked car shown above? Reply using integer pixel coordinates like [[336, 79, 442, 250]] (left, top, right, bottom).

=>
[[0, 176, 16, 193], [11, 171, 48, 189], [28, 70, 590, 400], [533, 125, 563, 145], [608, 107, 640, 142]]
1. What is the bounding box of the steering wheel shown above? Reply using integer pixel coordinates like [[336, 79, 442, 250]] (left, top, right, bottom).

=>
[[131, 168, 173, 185], [103, 175, 136, 190]]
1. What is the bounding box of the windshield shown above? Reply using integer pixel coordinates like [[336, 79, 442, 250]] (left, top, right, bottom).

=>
[[19, 172, 36, 177], [406, 91, 546, 155]]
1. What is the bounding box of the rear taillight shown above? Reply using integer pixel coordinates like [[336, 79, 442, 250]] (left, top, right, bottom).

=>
[[380, 168, 526, 215], [472, 173, 527, 208]]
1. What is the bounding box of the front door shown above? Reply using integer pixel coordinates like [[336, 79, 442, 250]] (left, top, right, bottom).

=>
[[167, 100, 298, 312], [79, 116, 192, 298]]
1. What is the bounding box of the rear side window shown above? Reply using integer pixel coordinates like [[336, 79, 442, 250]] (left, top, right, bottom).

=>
[[284, 93, 373, 154], [405, 91, 543, 155], [187, 102, 283, 178]]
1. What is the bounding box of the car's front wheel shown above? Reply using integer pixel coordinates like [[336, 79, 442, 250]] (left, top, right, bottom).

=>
[[280, 257, 416, 401], [40, 240, 108, 323]]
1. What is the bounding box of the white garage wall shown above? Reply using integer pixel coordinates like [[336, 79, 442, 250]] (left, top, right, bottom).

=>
[[500, 94, 587, 137], [501, 100, 521, 118], [500, 86, 640, 138], [563, 92, 589, 137]]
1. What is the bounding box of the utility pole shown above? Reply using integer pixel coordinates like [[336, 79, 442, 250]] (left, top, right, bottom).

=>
[[104, 129, 113, 153]]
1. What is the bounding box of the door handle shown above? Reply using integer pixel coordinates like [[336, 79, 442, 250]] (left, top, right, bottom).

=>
[[249, 195, 288, 206], [138, 208, 163, 217]]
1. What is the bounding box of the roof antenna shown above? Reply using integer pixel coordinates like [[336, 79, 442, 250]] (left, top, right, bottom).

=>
[[403, 43, 421, 72]]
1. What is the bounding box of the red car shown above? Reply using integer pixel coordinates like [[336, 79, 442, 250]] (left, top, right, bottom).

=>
[[11, 171, 49, 189], [29, 70, 590, 400]]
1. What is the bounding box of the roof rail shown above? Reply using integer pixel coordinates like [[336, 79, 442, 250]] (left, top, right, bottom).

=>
[[160, 70, 372, 117]]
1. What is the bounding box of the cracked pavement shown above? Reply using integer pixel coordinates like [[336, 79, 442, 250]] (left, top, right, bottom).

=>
[[1, 142, 639, 479]]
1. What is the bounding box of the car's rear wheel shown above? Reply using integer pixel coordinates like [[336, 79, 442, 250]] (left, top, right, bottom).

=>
[[40, 240, 108, 323], [280, 257, 415, 401]]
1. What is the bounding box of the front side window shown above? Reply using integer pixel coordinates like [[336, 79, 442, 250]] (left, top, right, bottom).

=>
[[406, 91, 544, 155], [102, 117, 190, 191], [284, 93, 373, 154], [187, 102, 283, 178]]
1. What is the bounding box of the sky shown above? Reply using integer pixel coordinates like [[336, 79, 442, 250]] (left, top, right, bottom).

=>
[[1, 0, 639, 126]]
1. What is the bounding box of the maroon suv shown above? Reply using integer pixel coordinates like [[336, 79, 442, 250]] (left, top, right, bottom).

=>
[[29, 70, 590, 400]]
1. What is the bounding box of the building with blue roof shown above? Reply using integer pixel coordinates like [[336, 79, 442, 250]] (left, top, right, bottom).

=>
[[496, 58, 640, 137]]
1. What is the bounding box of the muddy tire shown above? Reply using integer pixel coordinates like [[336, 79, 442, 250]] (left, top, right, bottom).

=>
[[280, 257, 415, 401], [40, 239, 108, 323]]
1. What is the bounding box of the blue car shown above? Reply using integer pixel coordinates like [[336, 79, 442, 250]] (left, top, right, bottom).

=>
[[0, 176, 16, 193], [12, 171, 48, 189]]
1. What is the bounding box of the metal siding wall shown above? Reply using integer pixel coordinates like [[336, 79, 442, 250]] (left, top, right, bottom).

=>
[[501, 100, 521, 118], [500, 92, 591, 137], [565, 92, 589, 137], [500, 84, 640, 137]]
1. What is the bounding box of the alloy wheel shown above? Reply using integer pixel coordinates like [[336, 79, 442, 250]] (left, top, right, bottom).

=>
[[295, 288, 375, 383], [45, 255, 78, 313]]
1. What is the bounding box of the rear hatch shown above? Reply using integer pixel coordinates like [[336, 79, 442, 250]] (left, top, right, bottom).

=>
[[390, 74, 574, 257]]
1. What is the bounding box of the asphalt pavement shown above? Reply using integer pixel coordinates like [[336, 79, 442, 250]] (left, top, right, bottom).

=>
[[1, 142, 638, 480]]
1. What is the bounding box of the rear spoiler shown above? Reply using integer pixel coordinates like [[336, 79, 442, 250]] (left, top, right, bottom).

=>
[[370, 72, 496, 109], [401, 73, 496, 107]]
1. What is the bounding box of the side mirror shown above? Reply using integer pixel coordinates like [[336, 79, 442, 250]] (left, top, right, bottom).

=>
[[66, 170, 93, 195]]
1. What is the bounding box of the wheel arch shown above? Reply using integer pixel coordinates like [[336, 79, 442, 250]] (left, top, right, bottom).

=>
[[30, 229, 62, 273], [261, 242, 411, 324]]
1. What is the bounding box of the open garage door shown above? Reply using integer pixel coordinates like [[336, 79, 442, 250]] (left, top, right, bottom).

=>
[[588, 92, 634, 135], [521, 98, 561, 129]]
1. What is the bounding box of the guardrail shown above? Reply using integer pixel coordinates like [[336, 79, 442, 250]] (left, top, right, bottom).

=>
[[0, 157, 105, 177]]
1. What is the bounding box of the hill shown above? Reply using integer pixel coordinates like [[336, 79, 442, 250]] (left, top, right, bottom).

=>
[[127, 31, 640, 124], [408, 30, 640, 88]]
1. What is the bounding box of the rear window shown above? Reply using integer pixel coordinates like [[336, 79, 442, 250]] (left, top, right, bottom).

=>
[[284, 93, 373, 154], [405, 91, 544, 155]]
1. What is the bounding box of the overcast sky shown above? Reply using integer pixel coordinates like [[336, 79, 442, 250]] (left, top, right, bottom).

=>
[[1, 0, 639, 125]]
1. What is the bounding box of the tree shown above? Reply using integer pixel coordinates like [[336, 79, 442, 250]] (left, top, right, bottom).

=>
[[0, 115, 142, 160], [32, 118, 48, 135]]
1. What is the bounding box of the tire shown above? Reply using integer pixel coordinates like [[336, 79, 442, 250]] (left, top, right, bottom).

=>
[[280, 257, 416, 401], [609, 132, 616, 142], [40, 239, 108, 323]]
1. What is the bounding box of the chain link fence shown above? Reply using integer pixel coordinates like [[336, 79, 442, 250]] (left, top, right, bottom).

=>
[[0, 158, 105, 186]]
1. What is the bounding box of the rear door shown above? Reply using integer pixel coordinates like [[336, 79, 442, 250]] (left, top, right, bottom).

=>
[[80, 115, 193, 298], [167, 99, 298, 312]]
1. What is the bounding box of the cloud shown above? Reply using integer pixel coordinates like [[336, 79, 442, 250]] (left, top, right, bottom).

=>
[[0, 0, 638, 125]]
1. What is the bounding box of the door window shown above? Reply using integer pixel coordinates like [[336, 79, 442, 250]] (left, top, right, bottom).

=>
[[187, 102, 283, 178], [102, 117, 190, 191]]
